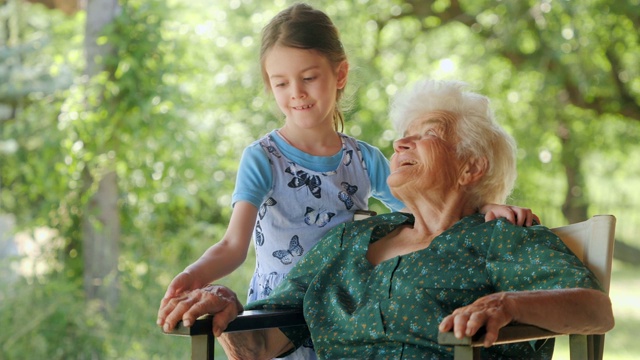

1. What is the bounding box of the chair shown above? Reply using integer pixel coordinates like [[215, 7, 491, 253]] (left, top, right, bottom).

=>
[[167, 309, 306, 360], [165, 215, 616, 360], [438, 214, 616, 360]]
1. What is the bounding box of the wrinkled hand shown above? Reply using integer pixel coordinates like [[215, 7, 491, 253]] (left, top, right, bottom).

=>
[[157, 285, 244, 337], [158, 272, 198, 321], [483, 205, 541, 227], [438, 293, 515, 348]]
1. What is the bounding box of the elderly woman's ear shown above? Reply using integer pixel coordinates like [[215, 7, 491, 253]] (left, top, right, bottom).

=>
[[459, 157, 488, 186]]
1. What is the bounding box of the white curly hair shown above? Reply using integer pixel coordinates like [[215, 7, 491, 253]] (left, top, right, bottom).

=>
[[389, 79, 517, 206]]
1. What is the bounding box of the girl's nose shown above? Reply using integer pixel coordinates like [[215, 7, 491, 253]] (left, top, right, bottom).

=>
[[291, 82, 307, 99]]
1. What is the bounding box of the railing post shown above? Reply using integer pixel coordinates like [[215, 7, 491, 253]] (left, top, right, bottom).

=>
[[191, 333, 214, 360]]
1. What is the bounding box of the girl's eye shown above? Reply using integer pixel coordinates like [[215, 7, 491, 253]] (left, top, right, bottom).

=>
[[303, 76, 317, 81]]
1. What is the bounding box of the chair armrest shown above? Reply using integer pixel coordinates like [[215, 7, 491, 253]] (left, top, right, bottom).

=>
[[437, 324, 561, 347], [166, 309, 306, 336]]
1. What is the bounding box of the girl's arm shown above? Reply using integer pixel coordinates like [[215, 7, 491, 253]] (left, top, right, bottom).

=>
[[184, 201, 258, 287], [219, 327, 294, 360], [158, 202, 257, 310], [357, 141, 405, 211], [160, 143, 269, 305]]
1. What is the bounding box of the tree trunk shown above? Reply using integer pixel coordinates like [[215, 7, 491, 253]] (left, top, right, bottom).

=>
[[82, 0, 120, 313], [84, 0, 119, 77], [82, 170, 120, 311], [558, 121, 589, 224], [557, 119, 640, 266]]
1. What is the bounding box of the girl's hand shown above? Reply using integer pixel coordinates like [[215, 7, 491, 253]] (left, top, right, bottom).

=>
[[157, 271, 198, 325], [481, 204, 540, 227]]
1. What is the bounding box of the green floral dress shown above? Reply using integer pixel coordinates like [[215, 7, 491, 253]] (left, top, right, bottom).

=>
[[245, 213, 603, 359]]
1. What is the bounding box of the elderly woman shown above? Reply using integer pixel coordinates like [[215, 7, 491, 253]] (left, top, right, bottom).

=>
[[158, 80, 614, 359]]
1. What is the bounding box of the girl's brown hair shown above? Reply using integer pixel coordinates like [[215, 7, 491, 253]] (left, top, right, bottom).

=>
[[260, 3, 347, 132]]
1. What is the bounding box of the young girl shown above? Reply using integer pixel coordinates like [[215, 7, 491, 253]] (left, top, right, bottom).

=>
[[159, 4, 536, 359]]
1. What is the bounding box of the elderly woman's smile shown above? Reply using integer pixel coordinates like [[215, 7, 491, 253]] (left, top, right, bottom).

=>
[[391, 155, 417, 170]]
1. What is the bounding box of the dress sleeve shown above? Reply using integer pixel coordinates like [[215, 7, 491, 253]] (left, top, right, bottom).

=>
[[485, 219, 603, 292], [231, 142, 272, 208], [357, 140, 405, 212]]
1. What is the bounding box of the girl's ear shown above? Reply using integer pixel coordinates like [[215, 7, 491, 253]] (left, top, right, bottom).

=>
[[459, 157, 487, 186], [336, 61, 349, 89]]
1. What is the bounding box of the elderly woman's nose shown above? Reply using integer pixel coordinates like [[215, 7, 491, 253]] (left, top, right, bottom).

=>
[[393, 136, 414, 152]]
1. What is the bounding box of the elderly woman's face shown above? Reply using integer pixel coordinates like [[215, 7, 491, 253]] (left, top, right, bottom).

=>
[[388, 111, 460, 195]]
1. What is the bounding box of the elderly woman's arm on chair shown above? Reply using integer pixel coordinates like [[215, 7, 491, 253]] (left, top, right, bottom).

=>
[[438, 288, 615, 348], [218, 327, 294, 360], [159, 285, 294, 360]]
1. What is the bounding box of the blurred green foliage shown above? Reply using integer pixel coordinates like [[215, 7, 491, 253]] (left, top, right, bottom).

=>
[[0, 0, 639, 358]]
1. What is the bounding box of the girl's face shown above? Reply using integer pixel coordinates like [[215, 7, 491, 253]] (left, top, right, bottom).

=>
[[264, 45, 347, 130]]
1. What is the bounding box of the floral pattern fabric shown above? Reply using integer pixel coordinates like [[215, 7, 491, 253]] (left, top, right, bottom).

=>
[[246, 212, 602, 360]]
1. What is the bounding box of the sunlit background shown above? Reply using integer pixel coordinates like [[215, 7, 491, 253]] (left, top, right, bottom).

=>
[[1, 0, 638, 358]]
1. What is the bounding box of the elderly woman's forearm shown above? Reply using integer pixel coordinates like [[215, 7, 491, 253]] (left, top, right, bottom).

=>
[[506, 288, 614, 334], [218, 328, 294, 360]]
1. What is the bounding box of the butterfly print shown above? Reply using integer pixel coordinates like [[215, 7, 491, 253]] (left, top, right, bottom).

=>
[[259, 197, 277, 219], [264, 144, 282, 158], [285, 164, 322, 199], [343, 149, 353, 166], [272, 235, 304, 265], [261, 283, 273, 298], [304, 207, 336, 227], [355, 145, 367, 170], [338, 181, 358, 210], [254, 221, 264, 246]]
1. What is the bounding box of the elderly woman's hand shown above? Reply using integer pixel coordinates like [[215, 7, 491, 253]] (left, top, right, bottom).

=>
[[158, 284, 244, 336], [438, 292, 516, 348]]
